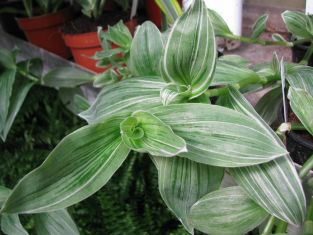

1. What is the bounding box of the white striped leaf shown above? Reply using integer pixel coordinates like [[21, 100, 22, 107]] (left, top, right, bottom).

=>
[[189, 186, 268, 235], [80, 77, 165, 124], [2, 118, 130, 214], [161, 0, 217, 99], [288, 87, 313, 136], [207, 8, 232, 36], [286, 64, 313, 97], [105, 20, 132, 49], [251, 14, 268, 38], [218, 86, 306, 225], [150, 104, 287, 167], [212, 59, 260, 86], [160, 84, 191, 105], [152, 155, 224, 234], [129, 21, 164, 76], [1, 214, 28, 235], [34, 209, 80, 235], [121, 111, 187, 157], [282, 11, 312, 38]]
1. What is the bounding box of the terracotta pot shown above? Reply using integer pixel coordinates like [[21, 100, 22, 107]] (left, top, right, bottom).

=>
[[63, 19, 137, 73], [16, 7, 74, 58]]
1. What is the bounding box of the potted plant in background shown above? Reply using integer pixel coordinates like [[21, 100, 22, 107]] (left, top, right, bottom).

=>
[[12, 0, 74, 58], [62, 0, 138, 73]]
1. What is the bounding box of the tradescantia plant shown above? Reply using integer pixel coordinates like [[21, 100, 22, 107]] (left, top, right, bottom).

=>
[[2, 0, 313, 234]]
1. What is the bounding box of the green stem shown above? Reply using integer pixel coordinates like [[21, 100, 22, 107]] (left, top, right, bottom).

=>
[[261, 216, 276, 235], [304, 197, 313, 234], [299, 155, 313, 179], [17, 67, 39, 83], [205, 74, 273, 98], [300, 42, 313, 65], [275, 219, 288, 233], [291, 123, 307, 131]]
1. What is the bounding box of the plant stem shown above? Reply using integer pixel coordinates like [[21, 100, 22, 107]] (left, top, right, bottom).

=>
[[261, 216, 276, 235], [300, 42, 313, 65], [205, 75, 272, 97], [299, 155, 313, 179], [291, 123, 307, 131], [275, 219, 288, 233], [17, 67, 39, 83], [224, 34, 311, 48], [304, 197, 313, 234]]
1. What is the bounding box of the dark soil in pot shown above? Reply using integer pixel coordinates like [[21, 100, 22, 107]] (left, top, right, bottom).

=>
[[0, 0, 26, 39], [292, 43, 313, 66], [278, 103, 313, 165]]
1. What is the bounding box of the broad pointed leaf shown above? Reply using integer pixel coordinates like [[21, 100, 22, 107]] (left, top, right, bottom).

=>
[[106, 20, 132, 49], [2, 119, 130, 213], [121, 111, 186, 157], [80, 77, 165, 124], [207, 8, 232, 36], [152, 156, 224, 234], [161, 0, 216, 98], [218, 86, 306, 225], [150, 104, 287, 167], [129, 21, 164, 76], [189, 186, 268, 235], [34, 209, 79, 235], [42, 67, 93, 88], [282, 11, 312, 38], [1, 214, 28, 235], [288, 87, 313, 136], [251, 14, 268, 38], [160, 84, 191, 105]]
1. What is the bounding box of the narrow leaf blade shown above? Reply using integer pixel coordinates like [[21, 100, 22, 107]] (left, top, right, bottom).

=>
[[251, 14, 268, 38]]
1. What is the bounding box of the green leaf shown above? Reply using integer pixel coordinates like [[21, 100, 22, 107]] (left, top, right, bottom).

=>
[[255, 86, 282, 125], [2, 119, 130, 213], [0, 186, 11, 207], [285, 64, 313, 97], [1, 214, 28, 235], [129, 21, 164, 76], [272, 33, 287, 42], [0, 69, 16, 134], [161, 0, 216, 99], [34, 209, 79, 235], [160, 84, 191, 105], [93, 69, 119, 87], [58, 88, 90, 115], [105, 20, 132, 49], [17, 58, 43, 79], [1, 78, 34, 141], [288, 87, 313, 136], [207, 8, 233, 36], [154, 0, 182, 24], [152, 156, 224, 233], [121, 111, 186, 157], [0, 49, 16, 69], [251, 14, 268, 38], [42, 67, 93, 88], [150, 104, 288, 167], [218, 87, 306, 225], [282, 11, 312, 38], [212, 59, 260, 86], [80, 77, 165, 124], [189, 186, 268, 235]]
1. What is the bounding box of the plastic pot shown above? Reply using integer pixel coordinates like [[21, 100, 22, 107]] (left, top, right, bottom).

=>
[[0, 0, 26, 39], [278, 103, 313, 165], [292, 43, 313, 67], [63, 19, 137, 73], [16, 7, 74, 58]]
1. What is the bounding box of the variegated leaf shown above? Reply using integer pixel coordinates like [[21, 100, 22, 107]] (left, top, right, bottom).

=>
[[282, 11, 312, 38], [251, 14, 268, 38], [1, 214, 28, 235], [2, 119, 130, 213], [34, 209, 80, 235], [160, 84, 191, 105], [150, 104, 287, 167], [288, 87, 313, 136], [207, 8, 232, 36], [218, 86, 306, 225], [80, 77, 165, 124], [129, 21, 164, 76], [189, 186, 268, 235], [121, 111, 186, 157], [152, 156, 224, 234], [161, 0, 216, 98]]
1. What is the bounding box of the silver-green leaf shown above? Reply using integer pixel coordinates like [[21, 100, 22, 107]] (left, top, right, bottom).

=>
[[152, 156, 224, 234], [189, 186, 268, 235], [121, 111, 187, 157], [150, 103, 287, 167], [1, 214, 28, 235], [282, 11, 312, 38], [129, 21, 164, 76], [251, 14, 268, 38], [207, 8, 232, 36], [161, 0, 216, 98], [2, 119, 130, 214]]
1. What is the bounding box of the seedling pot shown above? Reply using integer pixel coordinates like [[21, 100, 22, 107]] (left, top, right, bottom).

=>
[[16, 7, 74, 58], [278, 103, 313, 165], [63, 19, 137, 73]]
